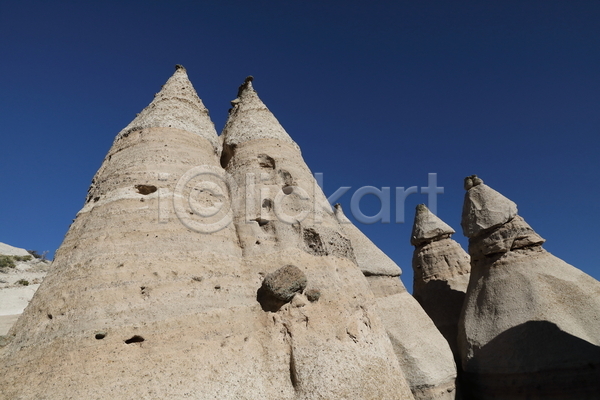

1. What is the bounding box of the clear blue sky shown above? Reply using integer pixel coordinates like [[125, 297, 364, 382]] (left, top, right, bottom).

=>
[[1, 1, 599, 291]]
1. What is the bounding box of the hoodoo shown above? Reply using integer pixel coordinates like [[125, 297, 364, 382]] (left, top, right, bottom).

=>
[[458, 175, 600, 399], [335, 204, 458, 400], [220, 77, 415, 399], [411, 204, 470, 360]]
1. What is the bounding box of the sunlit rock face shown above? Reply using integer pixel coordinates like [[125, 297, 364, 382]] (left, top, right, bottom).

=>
[[220, 77, 415, 399], [411, 204, 470, 361], [458, 176, 600, 400], [0, 68, 417, 399], [336, 204, 458, 400]]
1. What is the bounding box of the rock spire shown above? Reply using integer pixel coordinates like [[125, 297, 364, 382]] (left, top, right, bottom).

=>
[[219, 77, 416, 399], [118, 64, 220, 153], [458, 176, 600, 399], [335, 204, 459, 400], [0, 67, 242, 399], [410, 204, 470, 361], [221, 76, 299, 167]]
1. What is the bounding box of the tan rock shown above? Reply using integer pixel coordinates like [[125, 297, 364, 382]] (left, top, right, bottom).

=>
[[335, 204, 458, 400], [221, 79, 415, 399], [459, 176, 600, 399], [411, 204, 455, 246], [460, 176, 517, 238], [411, 204, 470, 360]]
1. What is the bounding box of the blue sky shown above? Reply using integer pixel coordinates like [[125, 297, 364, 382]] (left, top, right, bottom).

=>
[[1, 1, 599, 291]]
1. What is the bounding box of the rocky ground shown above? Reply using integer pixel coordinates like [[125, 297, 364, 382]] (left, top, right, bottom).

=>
[[0, 243, 51, 336]]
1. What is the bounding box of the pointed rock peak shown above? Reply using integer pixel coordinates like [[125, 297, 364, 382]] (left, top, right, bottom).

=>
[[117, 66, 220, 153], [411, 204, 455, 246], [236, 75, 254, 97], [461, 176, 518, 238], [221, 76, 299, 150]]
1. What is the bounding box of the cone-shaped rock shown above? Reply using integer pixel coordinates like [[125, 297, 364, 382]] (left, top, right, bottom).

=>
[[219, 78, 415, 399], [459, 176, 600, 399], [0, 67, 249, 398], [119, 64, 221, 153], [335, 204, 458, 400], [411, 204, 456, 246], [411, 204, 470, 361]]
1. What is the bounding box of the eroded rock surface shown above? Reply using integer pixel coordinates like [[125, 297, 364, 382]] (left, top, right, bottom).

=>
[[458, 176, 600, 399]]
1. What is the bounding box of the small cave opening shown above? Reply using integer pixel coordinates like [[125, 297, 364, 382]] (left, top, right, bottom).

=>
[[262, 198, 273, 211], [257, 154, 276, 169], [95, 332, 106, 340], [220, 143, 236, 169], [252, 217, 269, 227], [124, 335, 145, 344], [135, 185, 157, 195]]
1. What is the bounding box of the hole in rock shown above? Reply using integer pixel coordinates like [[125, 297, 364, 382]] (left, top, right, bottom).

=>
[[282, 186, 294, 195], [262, 199, 273, 211], [278, 169, 294, 186], [257, 154, 275, 169], [135, 185, 157, 195], [256, 286, 286, 312], [252, 217, 269, 227], [47, 314, 53, 320], [95, 332, 106, 340], [124, 335, 145, 344], [220, 143, 236, 168]]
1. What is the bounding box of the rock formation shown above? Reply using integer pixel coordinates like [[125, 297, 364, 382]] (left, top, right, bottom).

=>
[[335, 204, 458, 400], [458, 175, 600, 399], [0, 67, 416, 399], [411, 204, 470, 359], [220, 77, 415, 399]]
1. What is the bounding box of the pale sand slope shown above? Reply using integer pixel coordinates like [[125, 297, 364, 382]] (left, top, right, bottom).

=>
[[0, 243, 50, 335]]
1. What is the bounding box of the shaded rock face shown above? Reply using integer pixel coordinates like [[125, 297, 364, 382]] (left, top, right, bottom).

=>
[[411, 204, 470, 361], [335, 204, 458, 400], [0, 68, 417, 399], [458, 176, 600, 400]]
